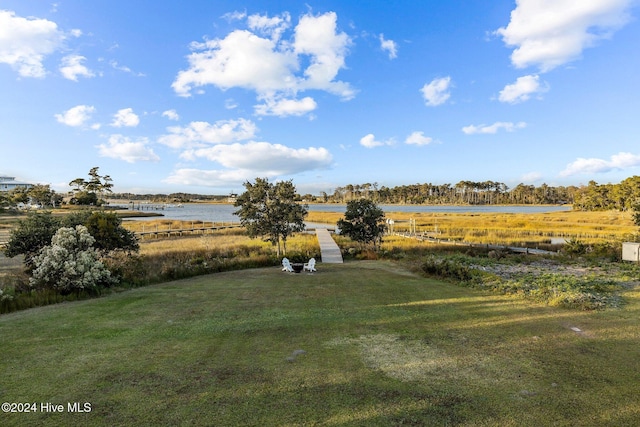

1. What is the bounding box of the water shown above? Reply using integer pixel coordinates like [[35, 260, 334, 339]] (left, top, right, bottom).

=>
[[118, 203, 571, 222]]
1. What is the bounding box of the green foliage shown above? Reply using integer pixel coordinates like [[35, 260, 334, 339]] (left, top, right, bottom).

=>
[[7, 187, 29, 204], [632, 202, 640, 226], [327, 181, 577, 205], [337, 199, 386, 248], [4, 210, 139, 270], [0, 191, 8, 208], [574, 176, 640, 211], [69, 190, 99, 206], [29, 225, 116, 294], [234, 178, 308, 256], [26, 184, 61, 207], [3, 211, 60, 269], [421, 256, 477, 283], [102, 252, 148, 286], [563, 238, 588, 257], [84, 211, 139, 254], [68, 166, 113, 206], [420, 254, 628, 310]]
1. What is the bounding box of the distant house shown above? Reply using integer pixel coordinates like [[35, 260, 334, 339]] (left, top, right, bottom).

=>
[[0, 176, 33, 192]]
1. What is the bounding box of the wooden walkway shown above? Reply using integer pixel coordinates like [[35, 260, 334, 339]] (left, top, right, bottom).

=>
[[133, 222, 242, 239], [315, 228, 343, 263]]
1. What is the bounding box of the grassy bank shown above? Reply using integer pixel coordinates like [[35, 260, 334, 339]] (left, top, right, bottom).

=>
[[1, 261, 639, 426]]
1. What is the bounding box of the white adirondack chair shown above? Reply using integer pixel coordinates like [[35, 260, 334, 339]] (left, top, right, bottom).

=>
[[303, 258, 316, 273], [282, 257, 294, 272]]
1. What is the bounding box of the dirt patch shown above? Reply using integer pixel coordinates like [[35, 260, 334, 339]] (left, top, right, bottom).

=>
[[326, 334, 499, 385]]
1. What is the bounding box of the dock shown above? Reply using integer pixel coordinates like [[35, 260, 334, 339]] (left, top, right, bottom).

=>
[[132, 221, 242, 239], [315, 228, 343, 263]]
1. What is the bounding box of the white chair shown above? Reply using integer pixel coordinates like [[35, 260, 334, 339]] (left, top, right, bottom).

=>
[[282, 258, 294, 272], [303, 258, 316, 273]]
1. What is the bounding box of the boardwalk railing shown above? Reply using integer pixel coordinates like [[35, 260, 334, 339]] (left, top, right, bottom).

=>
[[130, 221, 242, 239]]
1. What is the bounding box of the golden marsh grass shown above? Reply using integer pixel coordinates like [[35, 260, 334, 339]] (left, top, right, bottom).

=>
[[307, 209, 637, 244]]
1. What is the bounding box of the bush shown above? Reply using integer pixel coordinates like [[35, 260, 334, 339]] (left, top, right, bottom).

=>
[[563, 238, 587, 257], [102, 252, 148, 287], [3, 211, 60, 269], [29, 225, 116, 294], [421, 257, 475, 283], [4, 210, 139, 271]]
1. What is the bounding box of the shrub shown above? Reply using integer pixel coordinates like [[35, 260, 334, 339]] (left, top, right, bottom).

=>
[[29, 225, 116, 294], [3, 211, 60, 269], [102, 252, 148, 287], [421, 257, 475, 283], [563, 238, 587, 257]]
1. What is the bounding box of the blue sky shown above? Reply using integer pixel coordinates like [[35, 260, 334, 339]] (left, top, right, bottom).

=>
[[1, 0, 639, 195]]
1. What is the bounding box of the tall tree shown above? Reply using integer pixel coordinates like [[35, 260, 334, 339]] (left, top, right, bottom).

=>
[[233, 178, 308, 257], [27, 184, 60, 207], [69, 167, 113, 206], [337, 199, 386, 249]]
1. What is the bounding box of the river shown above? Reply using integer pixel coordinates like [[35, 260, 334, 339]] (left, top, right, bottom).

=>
[[116, 203, 571, 222]]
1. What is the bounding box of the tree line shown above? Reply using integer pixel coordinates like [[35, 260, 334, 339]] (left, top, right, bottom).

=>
[[573, 176, 640, 211], [321, 181, 578, 205]]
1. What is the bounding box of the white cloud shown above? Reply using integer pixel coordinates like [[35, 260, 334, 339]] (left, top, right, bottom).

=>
[[173, 29, 297, 96], [222, 10, 247, 22], [421, 77, 452, 106], [172, 11, 354, 104], [59, 54, 94, 81], [183, 141, 333, 174], [165, 141, 333, 186], [111, 108, 140, 127], [521, 172, 543, 182], [109, 60, 145, 76], [405, 131, 434, 146], [97, 135, 160, 163], [559, 152, 640, 176], [498, 74, 548, 104], [254, 96, 317, 117], [164, 168, 251, 187], [495, 0, 635, 72], [379, 33, 398, 59], [247, 12, 291, 41], [158, 118, 257, 149], [162, 109, 180, 121], [225, 98, 238, 109], [293, 12, 354, 98], [462, 121, 527, 135], [0, 10, 65, 77], [54, 105, 95, 127], [360, 133, 395, 148]]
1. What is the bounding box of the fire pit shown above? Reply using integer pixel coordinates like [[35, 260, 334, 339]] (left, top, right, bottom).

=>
[[291, 263, 304, 273]]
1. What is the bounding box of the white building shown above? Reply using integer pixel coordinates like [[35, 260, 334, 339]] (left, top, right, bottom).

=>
[[0, 176, 33, 192]]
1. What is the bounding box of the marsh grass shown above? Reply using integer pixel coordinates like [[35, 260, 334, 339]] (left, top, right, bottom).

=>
[[1, 261, 639, 426], [307, 209, 638, 245]]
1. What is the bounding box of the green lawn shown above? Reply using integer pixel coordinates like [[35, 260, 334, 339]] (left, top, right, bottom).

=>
[[1, 261, 639, 426]]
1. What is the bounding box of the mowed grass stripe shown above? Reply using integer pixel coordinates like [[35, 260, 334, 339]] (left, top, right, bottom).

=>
[[1, 261, 639, 426]]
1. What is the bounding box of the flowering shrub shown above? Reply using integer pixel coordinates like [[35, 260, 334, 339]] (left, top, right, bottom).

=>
[[30, 225, 116, 293]]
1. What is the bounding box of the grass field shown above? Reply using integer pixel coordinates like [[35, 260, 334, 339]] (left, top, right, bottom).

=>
[[1, 261, 639, 426]]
